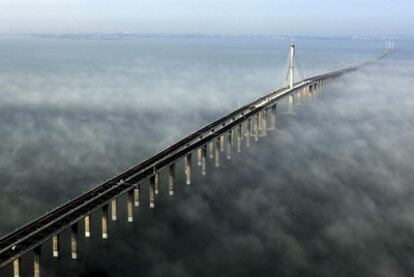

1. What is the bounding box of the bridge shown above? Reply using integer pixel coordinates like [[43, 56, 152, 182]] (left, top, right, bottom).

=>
[[0, 43, 392, 276]]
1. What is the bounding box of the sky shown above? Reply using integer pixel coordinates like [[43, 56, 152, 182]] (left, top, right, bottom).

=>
[[0, 0, 413, 36]]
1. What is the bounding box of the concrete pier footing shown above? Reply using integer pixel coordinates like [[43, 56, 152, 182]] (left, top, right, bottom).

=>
[[84, 215, 91, 238], [185, 153, 192, 185], [70, 223, 78, 260], [149, 175, 156, 208], [101, 205, 109, 239], [127, 190, 133, 222], [168, 164, 175, 196], [52, 234, 60, 258], [33, 246, 41, 277]]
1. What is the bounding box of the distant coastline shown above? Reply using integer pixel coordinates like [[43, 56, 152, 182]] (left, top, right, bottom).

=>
[[0, 33, 410, 41]]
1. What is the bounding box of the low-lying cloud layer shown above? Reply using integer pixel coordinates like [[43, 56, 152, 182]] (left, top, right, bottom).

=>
[[1, 37, 413, 276]]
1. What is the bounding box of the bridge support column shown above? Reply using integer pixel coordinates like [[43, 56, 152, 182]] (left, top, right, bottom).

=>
[[149, 175, 156, 208], [261, 110, 267, 136], [220, 135, 225, 152], [52, 234, 60, 258], [197, 148, 202, 166], [295, 91, 301, 105], [227, 131, 232, 160], [134, 185, 140, 207], [13, 258, 21, 277], [185, 154, 192, 185], [246, 119, 251, 147], [155, 172, 160, 195], [271, 104, 277, 129], [309, 85, 314, 101], [255, 114, 259, 141], [127, 189, 134, 222], [102, 205, 109, 239], [71, 223, 78, 259], [237, 124, 242, 153], [302, 86, 308, 102], [209, 140, 214, 159], [287, 95, 295, 114], [258, 111, 263, 131], [168, 164, 175, 196], [201, 145, 207, 176], [215, 137, 220, 167], [33, 246, 41, 277], [111, 198, 117, 221], [84, 215, 91, 238]]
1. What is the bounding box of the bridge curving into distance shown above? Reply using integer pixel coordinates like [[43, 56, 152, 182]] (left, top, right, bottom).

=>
[[0, 44, 393, 277]]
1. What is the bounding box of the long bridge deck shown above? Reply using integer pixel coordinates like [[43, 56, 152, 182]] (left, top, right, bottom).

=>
[[0, 52, 388, 275]]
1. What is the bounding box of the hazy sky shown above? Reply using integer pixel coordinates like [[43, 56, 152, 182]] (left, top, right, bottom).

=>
[[0, 0, 412, 36]]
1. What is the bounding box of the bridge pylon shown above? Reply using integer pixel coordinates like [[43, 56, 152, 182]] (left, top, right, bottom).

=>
[[285, 42, 304, 89]]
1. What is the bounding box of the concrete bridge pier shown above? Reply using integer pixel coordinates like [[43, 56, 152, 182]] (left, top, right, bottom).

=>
[[309, 85, 314, 101], [270, 104, 277, 129], [102, 205, 109, 239], [258, 111, 263, 132], [227, 131, 232, 160], [201, 145, 207, 176], [33, 246, 41, 277], [319, 81, 323, 96], [155, 172, 160, 195], [245, 118, 251, 137], [168, 164, 175, 196], [149, 175, 156, 208], [84, 215, 91, 238], [13, 258, 20, 277], [134, 185, 140, 207], [295, 91, 302, 105], [220, 135, 225, 152], [52, 234, 60, 258], [111, 199, 117, 221], [286, 95, 295, 114], [127, 190, 134, 222], [254, 114, 259, 141], [209, 140, 214, 159], [246, 119, 251, 147], [302, 86, 309, 103], [261, 109, 267, 136], [197, 148, 202, 167], [215, 137, 220, 167], [71, 223, 78, 259], [237, 124, 242, 153], [185, 153, 192, 185]]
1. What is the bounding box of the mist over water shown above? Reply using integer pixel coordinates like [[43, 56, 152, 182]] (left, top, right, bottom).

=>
[[0, 36, 413, 276]]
